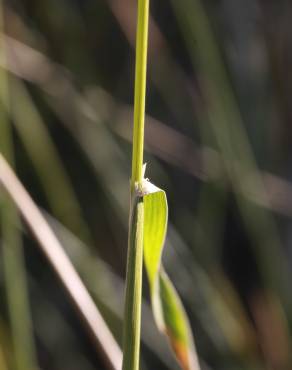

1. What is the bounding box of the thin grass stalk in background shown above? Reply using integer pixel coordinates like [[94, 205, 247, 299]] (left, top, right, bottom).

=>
[[122, 0, 149, 369], [0, 2, 37, 369]]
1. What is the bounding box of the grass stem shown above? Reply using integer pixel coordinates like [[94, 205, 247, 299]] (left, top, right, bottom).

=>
[[122, 0, 149, 369], [131, 0, 149, 189]]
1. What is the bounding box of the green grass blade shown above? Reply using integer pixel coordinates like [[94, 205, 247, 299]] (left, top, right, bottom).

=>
[[1, 210, 37, 370], [159, 271, 200, 370], [11, 78, 90, 242], [143, 180, 200, 370], [0, 4, 38, 369]]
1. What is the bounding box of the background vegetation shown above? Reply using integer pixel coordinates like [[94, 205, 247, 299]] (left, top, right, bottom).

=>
[[1, 0, 292, 369]]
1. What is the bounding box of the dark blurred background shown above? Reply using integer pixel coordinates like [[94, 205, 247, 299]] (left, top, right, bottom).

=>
[[1, 0, 292, 369]]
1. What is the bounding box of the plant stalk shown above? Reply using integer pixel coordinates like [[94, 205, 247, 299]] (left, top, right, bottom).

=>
[[131, 0, 149, 190], [122, 198, 144, 370], [122, 0, 149, 369]]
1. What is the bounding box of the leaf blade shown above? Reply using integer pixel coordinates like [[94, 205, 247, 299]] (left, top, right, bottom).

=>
[[143, 180, 200, 370]]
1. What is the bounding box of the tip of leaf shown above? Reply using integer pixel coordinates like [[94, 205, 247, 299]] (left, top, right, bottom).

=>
[[166, 329, 192, 370], [159, 272, 200, 370]]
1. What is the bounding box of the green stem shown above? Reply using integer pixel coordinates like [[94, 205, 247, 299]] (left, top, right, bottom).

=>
[[123, 0, 149, 369], [122, 198, 144, 370], [131, 0, 149, 189]]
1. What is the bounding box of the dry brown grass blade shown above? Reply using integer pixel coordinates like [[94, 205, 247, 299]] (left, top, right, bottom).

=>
[[0, 153, 122, 370]]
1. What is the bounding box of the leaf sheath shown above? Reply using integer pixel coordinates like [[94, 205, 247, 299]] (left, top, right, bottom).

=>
[[122, 197, 144, 370]]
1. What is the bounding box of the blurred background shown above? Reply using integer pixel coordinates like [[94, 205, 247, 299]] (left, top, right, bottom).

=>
[[1, 0, 292, 369]]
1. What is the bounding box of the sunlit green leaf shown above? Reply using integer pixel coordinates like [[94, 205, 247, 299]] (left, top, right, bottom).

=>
[[143, 182, 167, 290], [143, 179, 200, 370]]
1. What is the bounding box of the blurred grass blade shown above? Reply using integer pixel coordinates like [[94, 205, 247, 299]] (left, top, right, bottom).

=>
[[10, 78, 91, 242], [0, 319, 10, 370], [170, 0, 292, 311], [0, 343, 8, 370], [1, 208, 37, 370], [143, 180, 200, 370], [0, 153, 122, 370], [0, 3, 38, 369]]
